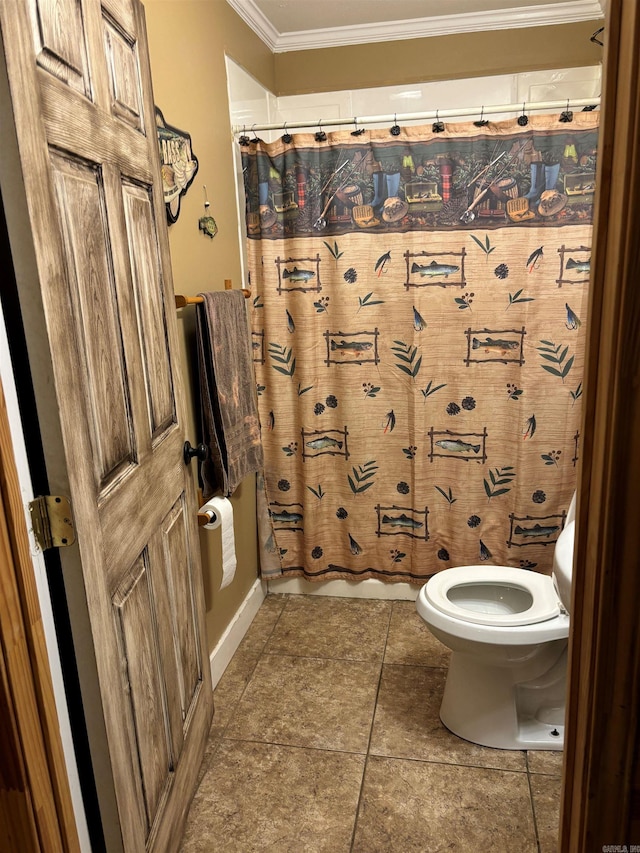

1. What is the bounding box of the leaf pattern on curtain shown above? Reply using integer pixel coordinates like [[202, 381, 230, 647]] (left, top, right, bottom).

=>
[[242, 114, 599, 584]]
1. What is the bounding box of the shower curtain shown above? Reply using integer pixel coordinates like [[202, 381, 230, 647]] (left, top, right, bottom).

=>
[[242, 113, 599, 583]]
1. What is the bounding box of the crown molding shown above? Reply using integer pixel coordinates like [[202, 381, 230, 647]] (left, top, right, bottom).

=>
[[226, 0, 280, 50], [226, 0, 604, 53]]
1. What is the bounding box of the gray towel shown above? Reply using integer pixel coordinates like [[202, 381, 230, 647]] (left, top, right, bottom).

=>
[[196, 291, 263, 498]]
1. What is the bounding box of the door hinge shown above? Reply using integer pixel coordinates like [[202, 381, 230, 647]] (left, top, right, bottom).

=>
[[29, 495, 75, 551]]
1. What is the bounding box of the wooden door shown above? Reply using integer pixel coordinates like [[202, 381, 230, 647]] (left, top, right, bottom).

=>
[[0, 2, 213, 851]]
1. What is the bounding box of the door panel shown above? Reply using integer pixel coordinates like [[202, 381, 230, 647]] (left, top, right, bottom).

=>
[[161, 497, 201, 717], [122, 182, 175, 438], [103, 14, 144, 131], [150, 504, 187, 764], [29, 0, 90, 94], [51, 152, 135, 487], [0, 1, 213, 850], [112, 552, 171, 832]]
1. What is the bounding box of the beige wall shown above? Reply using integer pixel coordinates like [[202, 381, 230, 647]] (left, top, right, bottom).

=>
[[144, 0, 274, 649], [143, 0, 601, 654], [274, 21, 602, 95]]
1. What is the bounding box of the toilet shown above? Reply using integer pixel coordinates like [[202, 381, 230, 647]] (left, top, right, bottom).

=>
[[416, 495, 576, 751]]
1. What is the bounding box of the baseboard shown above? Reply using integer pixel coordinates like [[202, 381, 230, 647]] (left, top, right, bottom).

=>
[[209, 577, 267, 689], [267, 576, 419, 601]]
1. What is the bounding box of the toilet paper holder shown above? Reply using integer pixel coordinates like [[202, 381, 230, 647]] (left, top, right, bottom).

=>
[[198, 510, 217, 526]]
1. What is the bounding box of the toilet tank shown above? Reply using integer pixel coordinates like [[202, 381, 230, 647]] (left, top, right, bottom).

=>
[[552, 520, 575, 613]]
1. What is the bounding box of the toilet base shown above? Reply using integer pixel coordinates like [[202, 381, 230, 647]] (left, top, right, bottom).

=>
[[439, 647, 566, 751]]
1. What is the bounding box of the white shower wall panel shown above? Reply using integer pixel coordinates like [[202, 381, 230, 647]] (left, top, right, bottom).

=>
[[273, 66, 601, 131]]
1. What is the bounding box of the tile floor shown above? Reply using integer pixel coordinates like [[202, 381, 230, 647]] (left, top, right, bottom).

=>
[[180, 594, 562, 852]]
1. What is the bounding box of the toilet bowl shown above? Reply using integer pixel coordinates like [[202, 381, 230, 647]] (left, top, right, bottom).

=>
[[416, 509, 575, 751]]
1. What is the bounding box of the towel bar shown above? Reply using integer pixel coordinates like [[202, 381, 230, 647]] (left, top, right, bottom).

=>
[[175, 279, 251, 308]]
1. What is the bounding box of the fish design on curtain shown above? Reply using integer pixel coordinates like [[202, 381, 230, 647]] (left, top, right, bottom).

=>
[[242, 114, 599, 583]]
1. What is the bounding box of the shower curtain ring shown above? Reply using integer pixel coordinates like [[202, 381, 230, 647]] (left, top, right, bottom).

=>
[[351, 116, 365, 136], [559, 99, 574, 123], [432, 110, 445, 133], [238, 124, 250, 146], [250, 123, 260, 143], [517, 102, 529, 127], [315, 119, 327, 142], [390, 114, 401, 136], [282, 122, 293, 143], [474, 105, 489, 127]]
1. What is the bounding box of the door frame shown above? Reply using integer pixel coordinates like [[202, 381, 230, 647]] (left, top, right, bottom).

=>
[[0, 373, 80, 851], [561, 0, 640, 848]]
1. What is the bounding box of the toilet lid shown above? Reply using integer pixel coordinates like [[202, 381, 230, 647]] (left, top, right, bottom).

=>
[[425, 565, 562, 627]]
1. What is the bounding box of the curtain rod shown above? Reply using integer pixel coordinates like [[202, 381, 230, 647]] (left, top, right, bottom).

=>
[[233, 97, 600, 135]]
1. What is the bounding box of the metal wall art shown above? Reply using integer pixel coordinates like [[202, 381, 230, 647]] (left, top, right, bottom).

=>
[[155, 107, 199, 223]]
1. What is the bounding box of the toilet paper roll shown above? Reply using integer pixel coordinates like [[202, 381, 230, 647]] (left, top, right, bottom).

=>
[[200, 496, 237, 590]]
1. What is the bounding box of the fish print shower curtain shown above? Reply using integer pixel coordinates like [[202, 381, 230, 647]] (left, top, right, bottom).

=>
[[242, 113, 599, 583]]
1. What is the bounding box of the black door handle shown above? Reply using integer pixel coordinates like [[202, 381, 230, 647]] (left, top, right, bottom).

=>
[[183, 441, 207, 466]]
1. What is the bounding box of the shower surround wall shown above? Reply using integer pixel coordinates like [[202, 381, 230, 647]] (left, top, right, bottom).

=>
[[242, 113, 599, 585]]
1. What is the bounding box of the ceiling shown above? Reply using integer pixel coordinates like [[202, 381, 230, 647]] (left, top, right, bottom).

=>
[[226, 0, 605, 52]]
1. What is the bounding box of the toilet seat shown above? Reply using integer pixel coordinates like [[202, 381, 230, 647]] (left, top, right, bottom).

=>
[[425, 565, 562, 627]]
